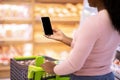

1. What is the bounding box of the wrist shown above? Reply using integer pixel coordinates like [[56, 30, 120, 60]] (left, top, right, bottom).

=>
[[61, 35, 67, 42]]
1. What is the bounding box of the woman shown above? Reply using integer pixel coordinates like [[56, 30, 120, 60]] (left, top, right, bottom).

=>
[[41, 0, 120, 80]]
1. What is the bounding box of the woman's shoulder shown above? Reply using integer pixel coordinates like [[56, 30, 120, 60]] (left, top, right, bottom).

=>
[[78, 10, 112, 37], [88, 10, 109, 23], [85, 9, 111, 29], [80, 13, 104, 31]]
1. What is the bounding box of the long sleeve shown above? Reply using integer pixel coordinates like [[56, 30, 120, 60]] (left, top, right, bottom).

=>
[[54, 15, 101, 75], [54, 10, 120, 76]]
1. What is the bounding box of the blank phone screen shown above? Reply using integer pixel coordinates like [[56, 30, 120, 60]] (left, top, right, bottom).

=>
[[41, 17, 53, 35]]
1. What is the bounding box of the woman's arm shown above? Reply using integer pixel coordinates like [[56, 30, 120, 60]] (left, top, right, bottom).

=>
[[61, 35, 72, 46], [45, 29, 72, 46]]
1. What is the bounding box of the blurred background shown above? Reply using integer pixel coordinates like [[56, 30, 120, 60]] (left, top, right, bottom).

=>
[[1, 0, 119, 80], [0, 0, 83, 79]]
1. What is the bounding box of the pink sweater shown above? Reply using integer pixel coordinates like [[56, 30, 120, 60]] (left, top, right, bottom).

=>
[[54, 9, 120, 76]]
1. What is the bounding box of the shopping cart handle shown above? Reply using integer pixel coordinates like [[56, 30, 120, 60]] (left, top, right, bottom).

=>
[[28, 65, 44, 79], [28, 56, 45, 80], [29, 65, 44, 71], [35, 56, 45, 67]]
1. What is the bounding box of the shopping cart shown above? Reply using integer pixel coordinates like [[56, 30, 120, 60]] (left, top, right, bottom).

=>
[[10, 56, 70, 80]]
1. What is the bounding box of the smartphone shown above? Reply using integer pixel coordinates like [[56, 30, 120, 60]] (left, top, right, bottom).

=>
[[41, 17, 53, 35]]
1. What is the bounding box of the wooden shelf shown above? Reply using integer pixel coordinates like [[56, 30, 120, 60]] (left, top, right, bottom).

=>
[[0, 20, 32, 24], [0, 64, 10, 71], [0, 38, 32, 41], [36, 0, 83, 3], [0, 18, 80, 24], [1, 0, 31, 3], [0, 41, 33, 45], [0, 64, 10, 78], [36, 17, 81, 23], [1, 0, 83, 3], [51, 17, 81, 22], [0, 1, 32, 5], [0, 0, 83, 60]]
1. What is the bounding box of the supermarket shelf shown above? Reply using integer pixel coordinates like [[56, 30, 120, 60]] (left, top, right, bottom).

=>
[[0, 41, 33, 45], [0, 39, 32, 42], [0, 0, 32, 3], [0, 64, 10, 71], [36, 17, 81, 23], [36, 0, 83, 3], [0, 0, 83, 62], [0, 64, 10, 78], [0, 20, 32, 24], [51, 17, 81, 22], [0, 2, 32, 5], [1, 0, 83, 3]]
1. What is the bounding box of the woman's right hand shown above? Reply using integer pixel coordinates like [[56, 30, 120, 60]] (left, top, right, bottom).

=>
[[44, 29, 66, 42], [44, 29, 72, 46]]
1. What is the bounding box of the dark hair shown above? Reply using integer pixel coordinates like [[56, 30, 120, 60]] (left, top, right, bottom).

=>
[[116, 51, 120, 61], [103, 0, 120, 33]]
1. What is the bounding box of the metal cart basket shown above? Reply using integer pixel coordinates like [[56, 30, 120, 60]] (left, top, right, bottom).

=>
[[10, 56, 70, 80]]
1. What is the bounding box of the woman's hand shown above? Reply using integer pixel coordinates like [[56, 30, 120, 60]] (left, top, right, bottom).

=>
[[45, 29, 65, 42], [45, 29, 72, 46], [41, 61, 56, 74]]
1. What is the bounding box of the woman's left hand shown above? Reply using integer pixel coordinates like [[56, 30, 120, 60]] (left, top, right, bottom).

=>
[[41, 61, 56, 74]]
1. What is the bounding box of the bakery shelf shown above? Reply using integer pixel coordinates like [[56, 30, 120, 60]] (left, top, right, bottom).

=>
[[36, 17, 81, 23], [0, 64, 10, 78], [0, 0, 32, 3], [35, 0, 83, 3], [0, 0, 83, 62], [0, 4, 32, 21], [0, 39, 33, 42], [0, 20, 32, 24], [0, 41, 33, 45], [34, 3, 83, 22]]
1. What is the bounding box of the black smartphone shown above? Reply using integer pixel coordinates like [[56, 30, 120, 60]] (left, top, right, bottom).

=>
[[41, 17, 53, 35]]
